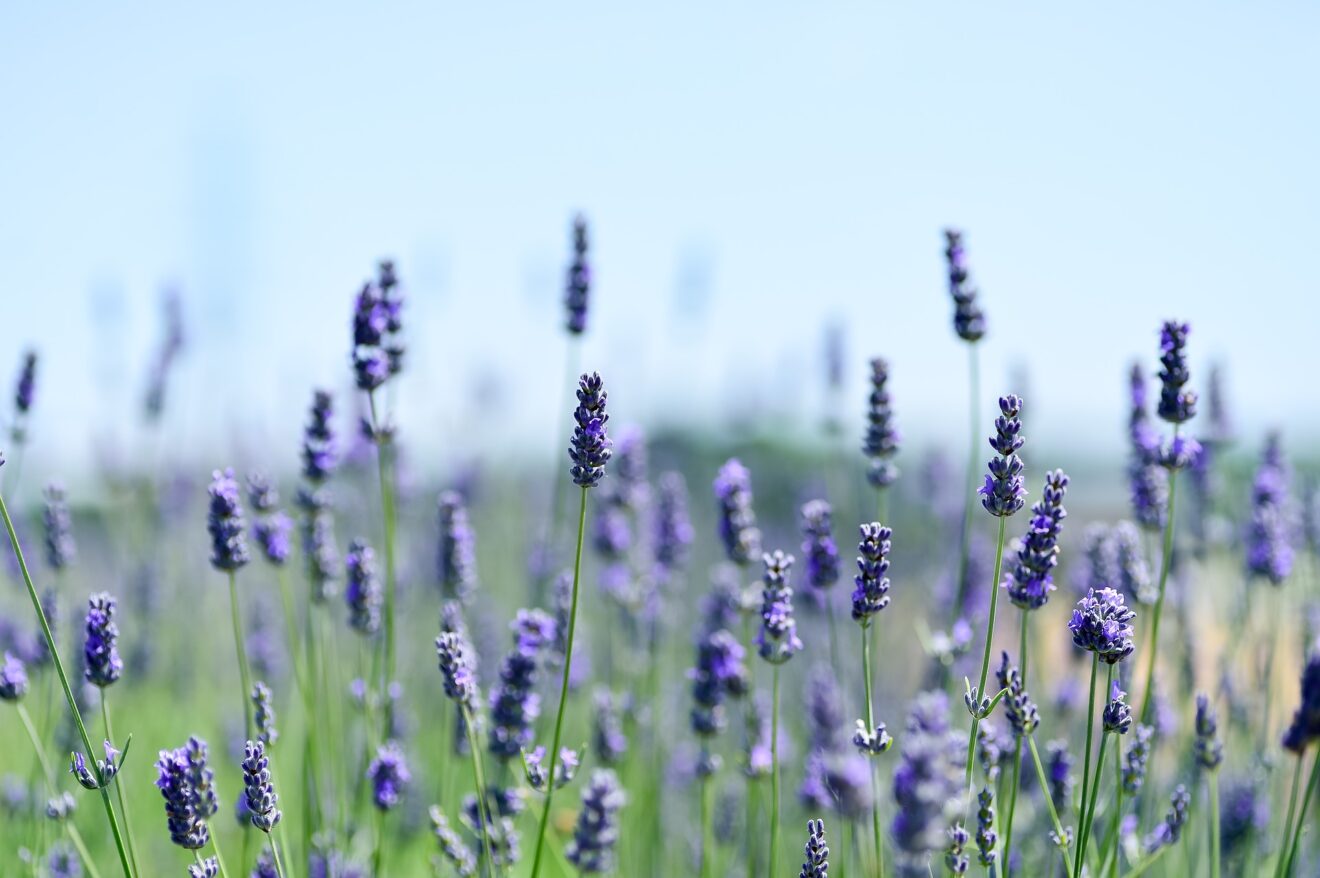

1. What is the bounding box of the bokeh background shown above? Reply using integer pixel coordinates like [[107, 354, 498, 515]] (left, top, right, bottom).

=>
[[2, 2, 1318, 484]]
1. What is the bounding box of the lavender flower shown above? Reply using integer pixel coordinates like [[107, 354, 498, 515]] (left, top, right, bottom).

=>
[[1156, 321, 1196, 424], [565, 769, 626, 874], [569, 372, 612, 488], [756, 550, 802, 664], [1219, 778, 1268, 863], [863, 357, 899, 487], [207, 468, 249, 572], [801, 751, 874, 820], [1282, 652, 1320, 753], [436, 630, 479, 711], [800, 500, 840, 596], [995, 652, 1039, 737], [13, 350, 36, 417], [1103, 681, 1132, 734], [523, 745, 581, 792], [187, 858, 218, 878], [714, 458, 761, 566], [851, 523, 892, 624], [592, 688, 628, 766], [430, 806, 477, 877], [45, 791, 76, 821], [488, 610, 556, 760], [71, 742, 122, 790], [1194, 693, 1223, 771], [689, 628, 748, 746], [1068, 588, 1136, 664], [1126, 363, 1168, 529], [799, 818, 829, 878], [155, 745, 210, 849], [1002, 469, 1069, 610], [1145, 784, 1190, 852], [1122, 724, 1154, 794], [891, 692, 964, 875], [977, 721, 1004, 782], [251, 850, 277, 878], [368, 742, 411, 811], [1044, 740, 1073, 813], [437, 491, 478, 603], [252, 682, 278, 747], [351, 269, 404, 392], [42, 483, 75, 570], [979, 395, 1025, 518], [47, 842, 80, 878], [344, 538, 381, 636], [564, 215, 591, 336], [247, 474, 291, 566], [83, 592, 122, 688], [943, 230, 986, 342], [241, 740, 281, 831], [184, 737, 219, 821], [945, 824, 970, 875], [975, 787, 997, 867], [1246, 432, 1294, 585], [302, 390, 337, 484], [653, 471, 694, 573], [0, 652, 28, 701]]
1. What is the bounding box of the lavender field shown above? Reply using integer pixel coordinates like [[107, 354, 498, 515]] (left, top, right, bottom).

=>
[[0, 228, 1314, 878]]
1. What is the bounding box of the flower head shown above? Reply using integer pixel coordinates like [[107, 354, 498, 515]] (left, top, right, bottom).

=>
[[155, 743, 211, 850], [344, 538, 381, 636], [976, 787, 998, 867], [247, 474, 292, 566], [592, 688, 628, 766], [83, 592, 123, 688], [1146, 784, 1191, 852], [1069, 588, 1136, 664], [207, 468, 249, 571], [863, 357, 900, 487], [799, 818, 829, 878], [437, 491, 478, 603], [800, 500, 840, 595], [569, 373, 612, 488], [252, 682, 278, 747], [565, 215, 591, 335], [1003, 469, 1069, 610], [654, 471, 694, 574], [1195, 693, 1223, 771], [488, 609, 556, 760], [979, 396, 1026, 517], [756, 551, 802, 664], [241, 740, 281, 832], [714, 459, 761, 566], [42, 483, 76, 570], [301, 390, 337, 484], [1103, 681, 1132, 734], [13, 350, 37, 417], [995, 652, 1039, 738], [1122, 724, 1154, 794], [1246, 432, 1294, 585], [368, 742, 411, 811], [351, 268, 405, 391], [1156, 321, 1196, 424], [565, 769, 626, 874], [0, 652, 27, 701], [436, 630, 480, 711], [429, 806, 477, 878], [944, 230, 986, 342], [690, 627, 749, 741]]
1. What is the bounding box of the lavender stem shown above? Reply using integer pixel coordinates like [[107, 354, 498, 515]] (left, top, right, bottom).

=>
[[228, 571, 255, 741], [1137, 430, 1180, 724], [966, 515, 1009, 789], [1073, 656, 1101, 876], [101, 695, 142, 874]]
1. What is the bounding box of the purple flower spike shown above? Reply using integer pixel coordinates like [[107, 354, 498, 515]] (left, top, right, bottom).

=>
[[1194, 693, 1223, 770], [690, 627, 749, 742], [0, 652, 28, 701], [1156, 321, 1196, 425], [155, 744, 210, 850], [979, 396, 1026, 517], [351, 265, 405, 392], [83, 592, 122, 688], [851, 523, 892, 624], [13, 349, 37, 416], [247, 474, 291, 566], [301, 390, 337, 484], [1068, 588, 1136, 664], [800, 500, 840, 595], [654, 471, 694, 574], [42, 483, 76, 571], [207, 468, 249, 572], [996, 652, 1039, 737], [569, 373, 612, 488], [1003, 469, 1069, 610], [1103, 681, 1132, 734], [1246, 432, 1294, 585], [1282, 652, 1320, 753], [864, 357, 900, 487], [1127, 363, 1169, 531], [436, 629, 479, 711], [367, 742, 411, 811], [437, 491, 478, 604], [565, 769, 626, 874], [800, 818, 829, 878], [564, 215, 591, 336], [714, 459, 762, 566], [241, 740, 281, 831], [756, 551, 802, 665], [944, 230, 986, 342], [344, 538, 382, 636], [489, 609, 556, 760]]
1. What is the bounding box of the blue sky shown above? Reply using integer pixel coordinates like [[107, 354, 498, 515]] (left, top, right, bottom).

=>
[[2, 3, 1317, 482]]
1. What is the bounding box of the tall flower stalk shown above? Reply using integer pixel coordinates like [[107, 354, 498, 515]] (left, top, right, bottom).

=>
[[437, 628, 496, 874], [209, 468, 254, 741], [964, 395, 1026, 789], [756, 550, 802, 878], [851, 523, 894, 875], [943, 230, 987, 620], [529, 371, 612, 878], [863, 358, 899, 523], [0, 465, 135, 878], [1137, 320, 1197, 724]]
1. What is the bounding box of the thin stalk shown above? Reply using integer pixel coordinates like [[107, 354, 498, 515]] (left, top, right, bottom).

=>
[[1138, 446, 1180, 724], [228, 571, 255, 741], [16, 703, 104, 878], [0, 490, 135, 878], [861, 624, 884, 876], [373, 807, 386, 877], [1102, 735, 1124, 878], [1208, 771, 1221, 878], [966, 515, 1009, 789], [1026, 735, 1074, 878], [1078, 731, 1110, 874], [1283, 751, 1320, 878], [700, 774, 713, 878], [461, 704, 497, 878], [369, 392, 399, 724], [953, 342, 981, 619], [543, 341, 581, 597], [268, 835, 288, 878], [1274, 752, 1305, 878], [209, 833, 232, 878], [770, 663, 782, 878], [529, 485, 589, 878], [1124, 844, 1170, 878], [1073, 657, 1101, 876], [102, 696, 142, 875], [1002, 737, 1022, 878], [745, 777, 758, 878]]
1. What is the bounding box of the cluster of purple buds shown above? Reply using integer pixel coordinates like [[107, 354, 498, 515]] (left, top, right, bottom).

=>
[[1194, 693, 1222, 770], [1145, 784, 1190, 852], [654, 471, 694, 574], [980, 395, 1026, 517], [488, 609, 556, 760], [247, 474, 292, 566], [207, 468, 249, 572], [891, 692, 964, 872], [344, 538, 381, 636], [301, 390, 337, 484], [436, 629, 479, 712], [1283, 653, 1320, 753], [1246, 432, 1294, 585], [429, 806, 477, 877], [241, 740, 281, 831], [945, 824, 970, 875], [1127, 364, 1169, 530], [1045, 740, 1074, 812], [1122, 724, 1154, 794], [0, 652, 27, 701], [943, 230, 986, 342], [1156, 321, 1196, 425], [367, 742, 411, 811], [47, 843, 79, 878], [437, 491, 478, 603], [45, 791, 76, 822], [252, 681, 278, 747], [155, 739, 216, 850], [463, 786, 525, 867], [350, 261, 404, 392], [851, 523, 892, 623], [977, 722, 1004, 782], [975, 787, 997, 867], [713, 459, 762, 566], [42, 483, 76, 570], [11, 350, 37, 439], [70, 742, 123, 791], [83, 592, 123, 688], [569, 373, 612, 488], [1219, 778, 1269, 863], [853, 718, 893, 758], [799, 818, 829, 878], [564, 215, 591, 335], [756, 550, 802, 664], [522, 745, 581, 792], [1003, 469, 1069, 610], [689, 627, 748, 760], [996, 652, 1039, 737], [863, 357, 899, 488], [565, 768, 626, 874], [592, 688, 628, 765], [298, 489, 339, 603], [1103, 682, 1132, 734], [800, 500, 840, 596], [1068, 588, 1136, 664]]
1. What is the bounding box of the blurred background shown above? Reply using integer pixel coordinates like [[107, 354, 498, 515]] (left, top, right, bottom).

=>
[[2, 2, 1318, 486]]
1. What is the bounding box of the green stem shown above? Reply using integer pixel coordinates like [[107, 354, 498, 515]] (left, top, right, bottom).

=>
[[1074, 657, 1101, 876], [369, 392, 399, 729], [269, 835, 288, 878], [228, 570, 255, 741], [1138, 447, 1179, 724], [373, 807, 386, 877], [209, 832, 232, 878], [1002, 738, 1022, 878], [1027, 735, 1074, 878], [1124, 844, 1170, 878], [1208, 771, 1221, 878], [1283, 750, 1320, 877], [861, 624, 884, 876], [462, 704, 498, 878], [530, 486, 589, 878], [953, 342, 981, 620], [966, 515, 1009, 790], [16, 703, 104, 878], [1274, 752, 1305, 878], [102, 696, 142, 875], [1102, 735, 1124, 878], [543, 342, 581, 598], [0, 489, 135, 878], [1079, 729, 1111, 874], [700, 774, 713, 878], [770, 663, 782, 878]]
